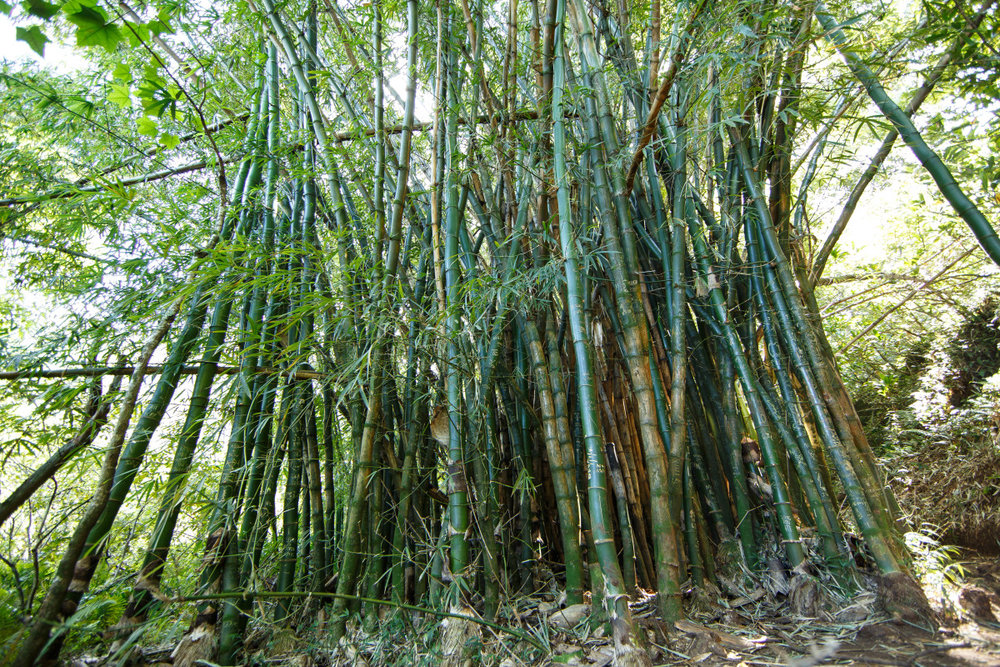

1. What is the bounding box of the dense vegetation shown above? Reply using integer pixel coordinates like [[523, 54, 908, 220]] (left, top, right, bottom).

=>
[[1, 0, 998, 665]]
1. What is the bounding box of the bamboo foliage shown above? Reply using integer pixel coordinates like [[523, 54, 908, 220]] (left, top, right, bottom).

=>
[[3, 0, 997, 665]]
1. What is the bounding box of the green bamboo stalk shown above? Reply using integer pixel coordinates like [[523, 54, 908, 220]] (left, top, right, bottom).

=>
[[331, 0, 419, 634], [391, 239, 431, 605], [545, 321, 585, 605], [117, 281, 244, 631], [682, 461, 703, 587], [687, 208, 805, 569], [552, 3, 649, 662], [521, 318, 585, 602], [665, 114, 690, 618], [575, 35, 684, 627], [443, 15, 470, 578], [275, 382, 304, 621]]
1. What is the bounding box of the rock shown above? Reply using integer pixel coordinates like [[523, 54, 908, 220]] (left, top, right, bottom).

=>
[[548, 603, 590, 629], [958, 585, 1000, 623]]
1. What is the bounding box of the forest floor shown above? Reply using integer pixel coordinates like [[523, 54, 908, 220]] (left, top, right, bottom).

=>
[[531, 557, 1000, 667], [77, 442, 1000, 667], [443, 554, 1000, 667], [78, 551, 1000, 667], [183, 553, 999, 667]]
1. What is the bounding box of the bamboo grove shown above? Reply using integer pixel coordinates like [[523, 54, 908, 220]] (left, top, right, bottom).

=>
[[1, 0, 998, 665]]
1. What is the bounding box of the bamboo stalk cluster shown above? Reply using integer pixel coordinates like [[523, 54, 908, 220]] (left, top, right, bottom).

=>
[[5, 0, 998, 665]]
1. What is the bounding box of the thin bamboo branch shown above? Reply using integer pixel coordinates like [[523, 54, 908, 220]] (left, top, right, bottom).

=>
[[837, 249, 973, 354]]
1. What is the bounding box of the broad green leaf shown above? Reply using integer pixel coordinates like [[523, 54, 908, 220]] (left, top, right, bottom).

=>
[[0, 1, 14, 13], [112, 62, 131, 82], [136, 116, 157, 137], [15, 25, 48, 56], [23, 0, 59, 20], [123, 20, 149, 47], [107, 83, 131, 107], [66, 6, 122, 52], [148, 17, 171, 36], [143, 63, 164, 83], [159, 132, 179, 150], [61, 0, 98, 12]]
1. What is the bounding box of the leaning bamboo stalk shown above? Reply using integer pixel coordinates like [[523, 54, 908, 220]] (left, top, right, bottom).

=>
[[116, 285, 244, 634], [748, 213, 901, 572], [746, 231, 844, 567], [13, 300, 184, 667], [809, 0, 995, 285], [815, 2, 1000, 268], [687, 206, 806, 569], [0, 377, 119, 529], [729, 129, 904, 570]]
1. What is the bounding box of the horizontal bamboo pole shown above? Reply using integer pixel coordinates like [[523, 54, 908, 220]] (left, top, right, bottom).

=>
[[166, 590, 545, 649], [0, 160, 220, 207], [0, 110, 567, 208], [0, 365, 325, 381]]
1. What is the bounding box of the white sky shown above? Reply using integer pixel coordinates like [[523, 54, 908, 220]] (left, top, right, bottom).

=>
[[0, 14, 86, 73]]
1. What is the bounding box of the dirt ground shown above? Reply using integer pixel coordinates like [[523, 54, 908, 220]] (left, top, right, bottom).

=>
[[630, 555, 1000, 667]]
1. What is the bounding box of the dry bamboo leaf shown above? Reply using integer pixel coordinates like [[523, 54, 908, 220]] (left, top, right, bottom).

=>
[[170, 623, 216, 667], [674, 619, 761, 651]]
